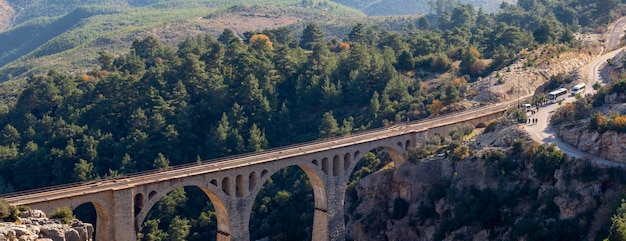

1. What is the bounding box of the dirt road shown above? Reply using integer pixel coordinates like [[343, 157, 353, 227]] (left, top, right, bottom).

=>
[[522, 17, 626, 166]]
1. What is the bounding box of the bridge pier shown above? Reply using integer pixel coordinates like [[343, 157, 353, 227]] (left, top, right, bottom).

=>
[[326, 176, 346, 241], [226, 197, 253, 241], [112, 189, 137, 241]]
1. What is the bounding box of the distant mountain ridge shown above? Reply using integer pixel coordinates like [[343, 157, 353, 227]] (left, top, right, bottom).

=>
[[0, 0, 514, 83], [0, 0, 365, 82]]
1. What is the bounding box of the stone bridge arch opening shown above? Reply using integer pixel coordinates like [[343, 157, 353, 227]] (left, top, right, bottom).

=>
[[344, 144, 407, 233], [249, 164, 326, 241], [136, 185, 227, 241], [72, 200, 110, 241]]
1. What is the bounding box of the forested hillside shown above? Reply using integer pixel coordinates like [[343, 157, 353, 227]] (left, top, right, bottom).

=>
[[331, 0, 514, 15], [0, 0, 624, 240], [0, 0, 364, 83]]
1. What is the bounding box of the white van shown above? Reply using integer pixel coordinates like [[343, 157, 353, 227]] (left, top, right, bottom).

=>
[[571, 83, 586, 95]]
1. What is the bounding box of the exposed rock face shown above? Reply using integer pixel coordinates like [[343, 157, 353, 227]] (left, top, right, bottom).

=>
[[557, 125, 626, 163], [345, 125, 620, 241], [0, 210, 93, 241], [470, 47, 596, 103], [0, 0, 14, 31]]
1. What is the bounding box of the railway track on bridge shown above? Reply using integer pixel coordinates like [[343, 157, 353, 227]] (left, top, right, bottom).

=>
[[2, 98, 522, 206]]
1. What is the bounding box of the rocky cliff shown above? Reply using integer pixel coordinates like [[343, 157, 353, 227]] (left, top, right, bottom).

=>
[[345, 124, 623, 241], [0, 210, 93, 241], [557, 125, 626, 163], [0, 0, 14, 32]]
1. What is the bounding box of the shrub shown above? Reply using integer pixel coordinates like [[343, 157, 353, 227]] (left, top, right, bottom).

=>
[[391, 198, 409, 220], [406, 146, 429, 162], [50, 207, 75, 224], [507, 107, 527, 124], [589, 112, 608, 132], [0, 198, 18, 222], [428, 178, 451, 201], [451, 145, 470, 161]]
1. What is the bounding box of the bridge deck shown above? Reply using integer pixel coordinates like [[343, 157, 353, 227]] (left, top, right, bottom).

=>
[[2, 99, 517, 206]]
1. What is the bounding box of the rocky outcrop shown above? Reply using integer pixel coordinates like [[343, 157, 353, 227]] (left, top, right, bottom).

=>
[[0, 210, 93, 241], [0, 0, 14, 31], [470, 47, 597, 103], [345, 125, 620, 241], [557, 125, 626, 163]]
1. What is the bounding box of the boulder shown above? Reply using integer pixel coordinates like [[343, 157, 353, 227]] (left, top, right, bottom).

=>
[[20, 210, 47, 219]]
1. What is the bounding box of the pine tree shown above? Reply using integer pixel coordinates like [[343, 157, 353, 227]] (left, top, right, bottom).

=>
[[168, 216, 190, 241], [319, 111, 340, 138], [247, 123, 268, 152], [300, 23, 324, 50], [153, 153, 170, 170], [0, 124, 20, 146], [73, 159, 97, 181]]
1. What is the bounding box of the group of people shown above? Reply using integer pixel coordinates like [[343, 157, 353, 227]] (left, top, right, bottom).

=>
[[528, 118, 538, 124]]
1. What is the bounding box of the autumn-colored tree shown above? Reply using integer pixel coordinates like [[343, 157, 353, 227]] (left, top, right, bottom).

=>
[[428, 99, 444, 116], [451, 145, 470, 161], [249, 33, 273, 50], [611, 115, 626, 132], [329, 40, 350, 52]]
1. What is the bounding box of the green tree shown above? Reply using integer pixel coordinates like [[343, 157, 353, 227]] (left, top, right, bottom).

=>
[[132, 36, 163, 60], [168, 216, 190, 241], [218, 28, 239, 45], [319, 111, 340, 138], [608, 199, 626, 241], [418, 17, 430, 29], [0, 124, 20, 146], [98, 51, 115, 71], [347, 23, 366, 44], [247, 123, 268, 152], [300, 22, 324, 50], [153, 153, 170, 170], [74, 159, 97, 181], [340, 116, 354, 136], [139, 219, 168, 241], [369, 91, 380, 118]]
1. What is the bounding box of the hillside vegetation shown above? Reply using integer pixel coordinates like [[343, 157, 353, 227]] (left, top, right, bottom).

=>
[[0, 0, 364, 83], [333, 0, 514, 15], [0, 0, 625, 240]]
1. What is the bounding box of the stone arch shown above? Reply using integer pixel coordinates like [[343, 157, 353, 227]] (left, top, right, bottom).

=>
[[72, 200, 111, 241], [350, 143, 406, 175], [247, 162, 328, 241], [312, 159, 319, 166], [222, 177, 231, 196], [249, 172, 258, 191], [148, 191, 157, 200], [343, 152, 352, 172], [397, 141, 403, 148], [236, 174, 245, 197], [134, 193, 144, 216], [333, 155, 341, 176], [322, 157, 330, 175], [135, 181, 230, 240], [405, 139, 412, 149], [261, 170, 269, 178]]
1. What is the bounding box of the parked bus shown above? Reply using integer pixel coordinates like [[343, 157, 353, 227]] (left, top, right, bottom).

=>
[[547, 88, 568, 103], [571, 83, 586, 95]]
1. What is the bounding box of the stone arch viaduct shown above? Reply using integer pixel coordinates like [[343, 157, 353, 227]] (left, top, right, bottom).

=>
[[2, 101, 513, 241]]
